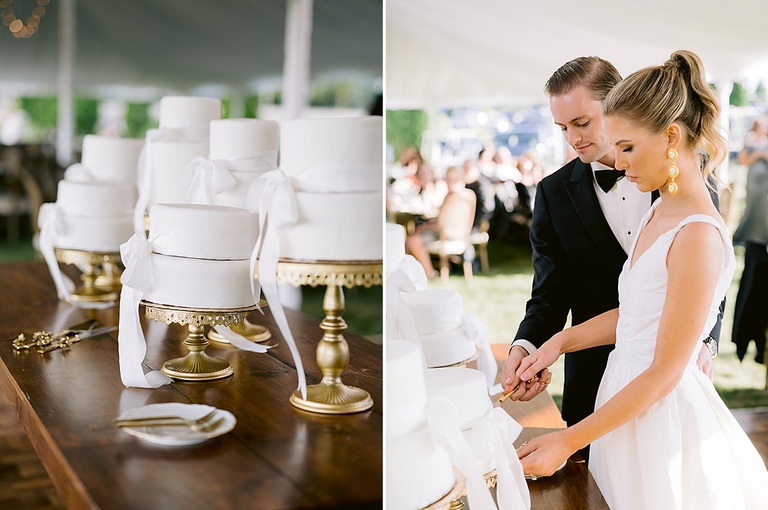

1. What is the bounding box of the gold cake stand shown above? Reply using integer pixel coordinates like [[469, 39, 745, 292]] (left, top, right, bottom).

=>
[[207, 299, 272, 345], [258, 259, 382, 415], [94, 260, 124, 292], [54, 248, 121, 304], [423, 470, 466, 510], [142, 300, 259, 381]]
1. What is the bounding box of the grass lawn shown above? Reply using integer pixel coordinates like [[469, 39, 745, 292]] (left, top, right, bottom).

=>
[[429, 237, 768, 410]]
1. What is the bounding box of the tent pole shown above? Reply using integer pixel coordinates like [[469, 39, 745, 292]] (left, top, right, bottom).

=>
[[282, 0, 313, 120], [56, 0, 76, 168]]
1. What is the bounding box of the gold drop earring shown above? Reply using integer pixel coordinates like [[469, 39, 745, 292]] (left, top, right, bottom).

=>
[[667, 148, 679, 194]]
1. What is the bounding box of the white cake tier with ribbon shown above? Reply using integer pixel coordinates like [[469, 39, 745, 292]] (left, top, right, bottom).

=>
[[148, 203, 257, 260], [278, 191, 382, 261], [55, 213, 135, 253], [425, 367, 493, 431], [400, 289, 464, 335], [142, 253, 255, 309], [385, 222, 428, 289], [187, 119, 279, 209], [148, 141, 210, 206], [57, 180, 136, 215], [386, 339, 429, 440], [70, 134, 144, 183], [279, 116, 382, 188], [386, 423, 456, 510], [419, 326, 477, 368], [159, 96, 221, 141]]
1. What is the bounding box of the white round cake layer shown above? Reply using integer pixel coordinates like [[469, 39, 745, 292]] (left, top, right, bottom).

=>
[[386, 424, 456, 510], [278, 191, 382, 262], [386, 339, 428, 440], [278, 116, 382, 189], [400, 289, 464, 335], [159, 96, 221, 136], [56, 180, 137, 215], [80, 134, 144, 183], [425, 367, 492, 430], [420, 326, 476, 368], [385, 222, 406, 273], [210, 118, 278, 162], [149, 203, 257, 260], [54, 213, 134, 252], [142, 253, 254, 309], [148, 140, 209, 207]]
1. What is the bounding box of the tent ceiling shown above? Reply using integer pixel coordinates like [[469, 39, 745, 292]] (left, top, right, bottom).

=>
[[387, 0, 768, 108], [0, 0, 382, 97]]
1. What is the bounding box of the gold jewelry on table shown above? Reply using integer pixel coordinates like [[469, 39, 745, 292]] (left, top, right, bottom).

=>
[[667, 148, 679, 194]]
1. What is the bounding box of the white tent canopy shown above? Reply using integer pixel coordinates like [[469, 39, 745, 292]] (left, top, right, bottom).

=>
[[386, 0, 768, 109], [0, 0, 382, 98]]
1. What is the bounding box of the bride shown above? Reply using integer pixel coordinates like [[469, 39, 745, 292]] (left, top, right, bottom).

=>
[[514, 50, 768, 509]]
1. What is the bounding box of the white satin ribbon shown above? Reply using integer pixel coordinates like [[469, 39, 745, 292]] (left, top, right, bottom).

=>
[[186, 151, 278, 205], [211, 325, 272, 353], [133, 127, 203, 236], [117, 234, 173, 388], [426, 396, 498, 510], [249, 169, 307, 399], [470, 408, 530, 510], [289, 163, 382, 193], [464, 312, 500, 394], [38, 203, 75, 301]]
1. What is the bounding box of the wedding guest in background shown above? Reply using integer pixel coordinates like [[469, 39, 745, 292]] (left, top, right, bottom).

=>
[[499, 55, 722, 463], [462, 158, 496, 234], [732, 115, 768, 363], [405, 167, 475, 279], [515, 49, 768, 509]]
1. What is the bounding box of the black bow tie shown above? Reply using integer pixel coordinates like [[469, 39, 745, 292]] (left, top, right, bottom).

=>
[[595, 169, 626, 193]]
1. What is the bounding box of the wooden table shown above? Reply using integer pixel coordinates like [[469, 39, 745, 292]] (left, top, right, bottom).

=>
[[0, 262, 382, 509]]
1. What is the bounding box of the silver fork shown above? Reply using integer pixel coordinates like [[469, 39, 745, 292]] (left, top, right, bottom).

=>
[[114, 409, 218, 428]]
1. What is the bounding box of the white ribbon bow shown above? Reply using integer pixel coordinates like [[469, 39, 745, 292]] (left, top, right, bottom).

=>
[[185, 150, 279, 205], [117, 233, 173, 388], [464, 312, 500, 394], [248, 169, 307, 398], [426, 396, 498, 510], [38, 203, 75, 301], [470, 408, 531, 510], [133, 127, 196, 236]]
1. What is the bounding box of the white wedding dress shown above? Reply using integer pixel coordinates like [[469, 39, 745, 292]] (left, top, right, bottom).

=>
[[589, 203, 768, 509]]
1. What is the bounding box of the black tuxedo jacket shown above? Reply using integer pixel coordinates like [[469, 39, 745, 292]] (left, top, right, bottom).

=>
[[514, 157, 722, 428]]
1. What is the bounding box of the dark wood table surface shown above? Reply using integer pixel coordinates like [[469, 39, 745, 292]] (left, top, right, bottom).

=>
[[0, 261, 382, 510], [0, 261, 608, 509]]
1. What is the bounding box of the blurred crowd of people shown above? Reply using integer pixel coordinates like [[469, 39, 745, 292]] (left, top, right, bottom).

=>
[[387, 143, 547, 277]]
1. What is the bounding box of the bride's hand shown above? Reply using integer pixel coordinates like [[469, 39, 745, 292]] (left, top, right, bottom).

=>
[[515, 337, 562, 384], [517, 431, 572, 477]]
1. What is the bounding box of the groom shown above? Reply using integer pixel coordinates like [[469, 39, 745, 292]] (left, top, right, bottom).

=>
[[500, 56, 723, 459]]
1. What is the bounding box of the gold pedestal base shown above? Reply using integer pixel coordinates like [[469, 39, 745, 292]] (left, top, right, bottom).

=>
[[55, 248, 121, 305], [289, 380, 373, 414], [207, 318, 272, 345], [94, 265, 122, 291], [143, 302, 257, 382]]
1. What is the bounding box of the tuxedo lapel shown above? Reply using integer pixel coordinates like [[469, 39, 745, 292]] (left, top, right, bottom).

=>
[[564, 160, 627, 261]]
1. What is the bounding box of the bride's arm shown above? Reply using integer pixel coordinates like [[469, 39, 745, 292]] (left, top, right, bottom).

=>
[[514, 308, 619, 385], [519, 223, 724, 475]]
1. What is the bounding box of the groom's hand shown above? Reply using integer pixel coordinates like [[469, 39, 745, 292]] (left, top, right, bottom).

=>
[[696, 342, 715, 380]]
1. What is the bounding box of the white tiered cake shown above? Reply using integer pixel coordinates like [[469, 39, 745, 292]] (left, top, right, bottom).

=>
[[385, 222, 428, 290], [386, 339, 457, 509], [186, 118, 278, 209], [134, 96, 221, 233], [399, 289, 477, 367], [272, 116, 383, 261], [142, 203, 257, 309]]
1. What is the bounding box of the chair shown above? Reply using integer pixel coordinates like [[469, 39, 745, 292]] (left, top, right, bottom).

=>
[[427, 190, 476, 282], [469, 218, 490, 273]]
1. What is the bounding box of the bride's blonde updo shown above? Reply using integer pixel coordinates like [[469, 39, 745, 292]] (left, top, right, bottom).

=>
[[603, 50, 727, 187]]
